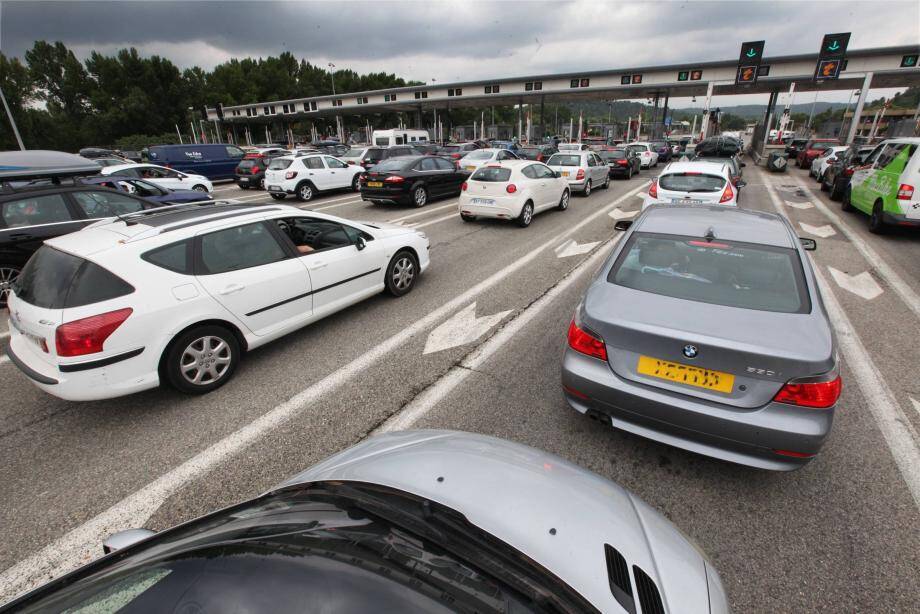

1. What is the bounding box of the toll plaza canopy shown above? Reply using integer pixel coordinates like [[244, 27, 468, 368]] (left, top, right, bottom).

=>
[[207, 45, 920, 123]]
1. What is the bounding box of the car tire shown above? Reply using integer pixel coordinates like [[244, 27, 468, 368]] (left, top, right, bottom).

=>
[[351, 174, 361, 192], [192, 184, 208, 192], [0, 264, 21, 309], [841, 186, 853, 212], [270, 193, 286, 200], [868, 200, 886, 234], [627, 167, 633, 179], [460, 213, 476, 222], [829, 179, 844, 201], [163, 325, 240, 395], [602, 174, 610, 189], [820, 172, 829, 191], [517, 201, 534, 227], [412, 185, 427, 208], [582, 180, 592, 197], [557, 189, 570, 211], [296, 182, 315, 202], [259, 177, 265, 190], [384, 250, 419, 297], [239, 184, 250, 190]]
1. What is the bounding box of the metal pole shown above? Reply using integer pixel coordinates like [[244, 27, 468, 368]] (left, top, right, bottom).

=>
[[777, 82, 796, 140], [577, 110, 583, 143], [847, 73, 872, 144], [175, 124, 184, 145], [806, 89, 820, 134], [626, 116, 631, 142], [0, 85, 25, 150], [699, 81, 714, 140], [190, 121, 198, 144], [661, 93, 670, 137]]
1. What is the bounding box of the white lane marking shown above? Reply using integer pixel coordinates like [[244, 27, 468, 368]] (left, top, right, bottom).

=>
[[912, 397, 920, 418], [791, 176, 920, 322], [413, 213, 457, 229], [376, 234, 619, 434], [634, 193, 645, 200], [828, 267, 883, 300], [764, 177, 920, 510], [555, 239, 599, 258], [311, 197, 365, 212], [784, 200, 814, 210], [799, 222, 837, 238], [609, 208, 637, 220], [423, 302, 512, 354], [0, 182, 651, 604], [388, 201, 457, 223], [0, 330, 9, 340], [0, 355, 8, 365]]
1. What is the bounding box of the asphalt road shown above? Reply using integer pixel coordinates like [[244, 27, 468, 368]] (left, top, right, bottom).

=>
[[1, 161, 918, 611]]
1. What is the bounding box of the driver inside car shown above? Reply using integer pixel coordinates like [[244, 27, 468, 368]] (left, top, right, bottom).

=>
[[275, 219, 315, 254]]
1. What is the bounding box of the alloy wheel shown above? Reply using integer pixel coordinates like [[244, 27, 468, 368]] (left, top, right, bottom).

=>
[[0, 266, 19, 308], [414, 187, 427, 207], [392, 256, 415, 291], [180, 336, 232, 385]]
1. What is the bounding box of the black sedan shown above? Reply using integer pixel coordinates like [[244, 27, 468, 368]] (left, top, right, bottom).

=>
[[517, 144, 557, 162], [361, 156, 468, 207], [598, 148, 641, 178], [821, 146, 874, 201]]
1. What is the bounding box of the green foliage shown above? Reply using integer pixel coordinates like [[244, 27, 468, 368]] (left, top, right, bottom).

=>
[[719, 113, 747, 131], [113, 133, 182, 151]]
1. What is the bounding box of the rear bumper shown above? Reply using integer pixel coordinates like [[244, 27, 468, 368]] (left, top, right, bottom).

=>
[[561, 348, 834, 471], [608, 166, 631, 176], [361, 187, 410, 204], [883, 210, 920, 227], [458, 195, 523, 219]]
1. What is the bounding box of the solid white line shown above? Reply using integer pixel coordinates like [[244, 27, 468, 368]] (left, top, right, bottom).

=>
[[375, 236, 620, 434], [0, 181, 651, 604], [763, 176, 920, 510], [311, 197, 365, 212], [789, 176, 920, 322], [413, 213, 457, 229], [387, 201, 458, 223]]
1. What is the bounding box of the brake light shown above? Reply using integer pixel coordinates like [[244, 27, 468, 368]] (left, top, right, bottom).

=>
[[461, 182, 468, 191], [719, 182, 734, 203], [285, 171, 298, 180], [648, 179, 658, 198], [617, 159, 628, 166], [567, 319, 607, 361], [773, 376, 841, 409], [897, 183, 914, 200], [55, 308, 133, 357], [576, 169, 585, 180], [250, 166, 260, 175], [537, 154, 544, 161], [844, 167, 855, 177], [452, 153, 461, 159], [506, 184, 517, 193], [384, 175, 405, 183]]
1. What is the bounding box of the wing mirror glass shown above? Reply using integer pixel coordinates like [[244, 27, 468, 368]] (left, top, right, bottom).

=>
[[799, 237, 817, 251], [355, 236, 366, 251], [614, 220, 633, 231]]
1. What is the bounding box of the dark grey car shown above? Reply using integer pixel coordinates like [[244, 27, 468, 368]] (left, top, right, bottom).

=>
[[562, 206, 840, 470]]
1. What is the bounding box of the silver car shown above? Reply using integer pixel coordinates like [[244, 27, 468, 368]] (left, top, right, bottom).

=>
[[3, 431, 728, 613], [546, 150, 610, 196], [562, 206, 840, 471]]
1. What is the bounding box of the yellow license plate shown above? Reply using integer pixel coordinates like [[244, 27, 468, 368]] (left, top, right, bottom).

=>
[[562, 171, 570, 177], [636, 355, 734, 393], [367, 181, 383, 187], [465, 166, 476, 171]]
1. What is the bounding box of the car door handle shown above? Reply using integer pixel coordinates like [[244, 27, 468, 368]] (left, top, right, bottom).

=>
[[307, 260, 327, 270], [218, 283, 246, 295]]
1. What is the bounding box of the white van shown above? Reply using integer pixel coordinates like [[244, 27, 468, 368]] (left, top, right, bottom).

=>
[[372, 129, 430, 147]]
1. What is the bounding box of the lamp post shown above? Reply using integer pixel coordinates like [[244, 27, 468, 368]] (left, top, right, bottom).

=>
[[328, 62, 336, 96]]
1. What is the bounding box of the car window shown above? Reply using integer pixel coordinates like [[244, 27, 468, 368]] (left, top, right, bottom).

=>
[[139, 167, 169, 179], [465, 151, 493, 160], [1, 194, 73, 228], [546, 154, 580, 167], [658, 173, 726, 192], [365, 149, 384, 162], [324, 157, 347, 169], [304, 157, 325, 169], [535, 165, 556, 179], [470, 167, 512, 182], [874, 143, 915, 169], [276, 218, 353, 253], [199, 222, 288, 275], [13, 246, 134, 309], [521, 165, 538, 179], [433, 158, 454, 171], [142, 240, 191, 274], [121, 180, 163, 198], [72, 191, 146, 218], [419, 158, 439, 171], [226, 146, 245, 159], [268, 158, 294, 170], [587, 156, 597, 167], [608, 232, 809, 314]]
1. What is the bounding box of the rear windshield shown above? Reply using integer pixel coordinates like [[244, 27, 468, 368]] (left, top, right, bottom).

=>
[[370, 160, 409, 172], [344, 148, 365, 157], [627, 145, 646, 154], [598, 150, 626, 160], [237, 159, 256, 169], [608, 233, 809, 313], [547, 154, 580, 167], [439, 146, 460, 153], [268, 159, 293, 170], [659, 173, 726, 192], [517, 148, 541, 159], [809, 142, 833, 151], [465, 151, 493, 160], [471, 167, 512, 182], [13, 246, 134, 309]]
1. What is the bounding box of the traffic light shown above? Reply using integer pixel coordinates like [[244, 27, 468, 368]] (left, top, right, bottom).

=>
[[819, 33, 850, 59], [815, 59, 843, 81], [738, 41, 765, 65], [737, 66, 757, 84], [901, 54, 919, 68]]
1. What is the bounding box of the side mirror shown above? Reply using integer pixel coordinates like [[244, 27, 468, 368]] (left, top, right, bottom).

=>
[[735, 179, 747, 188], [355, 236, 366, 251], [614, 220, 633, 231], [799, 237, 817, 251], [102, 528, 156, 554]]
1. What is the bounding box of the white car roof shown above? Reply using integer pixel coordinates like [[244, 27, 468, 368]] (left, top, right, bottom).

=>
[[660, 160, 729, 176]]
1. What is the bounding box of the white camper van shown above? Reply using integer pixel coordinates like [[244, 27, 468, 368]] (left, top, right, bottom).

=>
[[372, 129, 430, 147]]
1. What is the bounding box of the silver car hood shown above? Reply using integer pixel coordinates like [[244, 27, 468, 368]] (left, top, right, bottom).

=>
[[275, 430, 724, 613]]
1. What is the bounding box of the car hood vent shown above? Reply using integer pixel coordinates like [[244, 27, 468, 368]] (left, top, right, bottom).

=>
[[633, 564, 666, 614], [605, 544, 636, 613]]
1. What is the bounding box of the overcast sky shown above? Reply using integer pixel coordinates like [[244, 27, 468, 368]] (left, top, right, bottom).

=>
[[2, 0, 918, 106]]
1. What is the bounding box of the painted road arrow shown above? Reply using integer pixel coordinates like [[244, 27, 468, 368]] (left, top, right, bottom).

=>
[[828, 267, 883, 300], [800, 222, 836, 238], [784, 200, 814, 210], [609, 208, 638, 220], [555, 239, 599, 258], [423, 302, 512, 355], [911, 397, 920, 418]]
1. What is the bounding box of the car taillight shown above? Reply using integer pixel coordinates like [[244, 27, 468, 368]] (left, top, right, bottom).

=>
[[384, 175, 405, 183], [55, 308, 133, 357], [827, 157, 836, 164], [576, 169, 585, 180], [844, 167, 855, 176], [567, 319, 607, 361], [452, 153, 461, 159], [537, 154, 544, 161], [719, 182, 734, 203], [285, 171, 297, 180], [461, 182, 468, 191], [897, 183, 914, 200], [506, 184, 517, 193], [617, 159, 628, 166], [648, 179, 658, 198], [773, 376, 841, 409], [251, 166, 260, 174]]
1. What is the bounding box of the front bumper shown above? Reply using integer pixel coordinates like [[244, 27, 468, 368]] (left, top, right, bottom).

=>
[[561, 348, 834, 470]]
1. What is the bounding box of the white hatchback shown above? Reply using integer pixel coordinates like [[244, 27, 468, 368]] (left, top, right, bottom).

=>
[[810, 145, 849, 181], [6, 203, 430, 401], [545, 151, 610, 196], [457, 148, 519, 173], [625, 143, 660, 168], [642, 161, 738, 210], [264, 154, 364, 201], [101, 163, 213, 193], [458, 160, 570, 227]]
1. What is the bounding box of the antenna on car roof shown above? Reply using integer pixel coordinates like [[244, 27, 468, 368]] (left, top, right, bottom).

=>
[[704, 227, 716, 242]]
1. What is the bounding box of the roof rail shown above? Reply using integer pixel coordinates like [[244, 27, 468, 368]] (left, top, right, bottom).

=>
[[116, 200, 246, 225]]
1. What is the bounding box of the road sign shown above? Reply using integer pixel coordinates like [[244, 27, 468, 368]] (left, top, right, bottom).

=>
[[664, 116, 672, 127], [737, 65, 757, 84], [739, 41, 765, 65], [631, 74, 642, 84], [815, 59, 843, 81], [690, 70, 703, 80], [678, 71, 689, 81], [757, 65, 770, 76], [901, 54, 919, 68], [621, 75, 631, 85], [819, 33, 850, 59]]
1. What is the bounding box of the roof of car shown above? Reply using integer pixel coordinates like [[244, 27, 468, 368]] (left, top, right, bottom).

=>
[[661, 160, 729, 175], [0, 150, 102, 181], [636, 205, 795, 248]]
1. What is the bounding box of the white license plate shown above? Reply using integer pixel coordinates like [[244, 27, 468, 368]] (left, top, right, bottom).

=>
[[673, 198, 703, 204], [269, 185, 281, 191], [471, 198, 495, 205]]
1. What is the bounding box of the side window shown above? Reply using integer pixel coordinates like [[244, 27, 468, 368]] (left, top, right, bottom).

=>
[[142, 240, 191, 274], [434, 158, 454, 171], [874, 144, 907, 169], [497, 151, 511, 160], [117, 168, 141, 178], [365, 149, 384, 163], [305, 157, 325, 170], [1, 194, 74, 228], [72, 191, 146, 218], [419, 158, 439, 171], [521, 165, 538, 179], [140, 167, 168, 179], [225, 146, 245, 159], [536, 165, 556, 179], [199, 222, 288, 275], [324, 157, 347, 169], [862, 145, 884, 166], [276, 218, 353, 253], [586, 156, 596, 167], [395, 137, 404, 145], [341, 224, 372, 243]]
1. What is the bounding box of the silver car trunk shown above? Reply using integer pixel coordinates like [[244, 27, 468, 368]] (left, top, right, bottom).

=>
[[581, 282, 835, 409]]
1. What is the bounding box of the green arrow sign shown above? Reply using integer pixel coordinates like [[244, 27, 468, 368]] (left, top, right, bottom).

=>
[[746, 48, 757, 58], [827, 40, 840, 52]]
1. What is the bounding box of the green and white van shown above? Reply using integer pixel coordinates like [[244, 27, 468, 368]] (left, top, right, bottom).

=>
[[843, 137, 920, 233]]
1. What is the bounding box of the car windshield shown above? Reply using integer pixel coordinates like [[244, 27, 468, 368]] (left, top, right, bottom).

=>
[[608, 233, 809, 313], [465, 150, 494, 160], [471, 167, 512, 182], [658, 173, 726, 192], [546, 154, 580, 167], [268, 158, 293, 170]]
